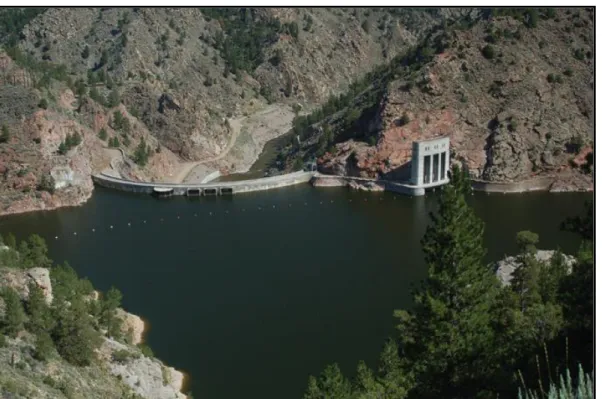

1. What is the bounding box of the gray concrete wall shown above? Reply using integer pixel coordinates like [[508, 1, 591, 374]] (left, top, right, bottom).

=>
[[92, 171, 316, 196], [470, 177, 555, 193]]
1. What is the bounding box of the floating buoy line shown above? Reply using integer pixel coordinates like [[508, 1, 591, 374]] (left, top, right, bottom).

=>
[[42, 193, 448, 241]]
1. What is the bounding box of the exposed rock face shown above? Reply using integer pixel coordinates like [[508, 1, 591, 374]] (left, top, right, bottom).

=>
[[103, 339, 186, 399], [494, 250, 576, 287], [17, 7, 440, 164], [116, 307, 146, 345], [50, 166, 76, 190], [0, 267, 53, 304], [284, 8, 593, 190], [349, 180, 385, 191], [0, 53, 182, 216], [0, 265, 187, 398], [0, 8, 457, 215]]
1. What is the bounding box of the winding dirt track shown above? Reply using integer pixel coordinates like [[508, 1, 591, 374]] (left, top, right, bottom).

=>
[[168, 116, 244, 183]]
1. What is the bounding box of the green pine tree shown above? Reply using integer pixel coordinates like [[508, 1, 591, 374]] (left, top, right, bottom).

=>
[[1, 288, 26, 337], [393, 164, 503, 398], [58, 141, 68, 154], [134, 138, 150, 166], [26, 282, 54, 333], [101, 286, 123, 340], [52, 296, 101, 366], [33, 331, 54, 361], [304, 364, 352, 399]]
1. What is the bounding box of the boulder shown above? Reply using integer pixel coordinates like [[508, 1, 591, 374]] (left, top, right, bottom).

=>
[[104, 338, 187, 399], [0, 267, 53, 304], [494, 250, 576, 287]]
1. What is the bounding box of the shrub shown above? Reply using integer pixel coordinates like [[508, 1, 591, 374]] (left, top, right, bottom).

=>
[[38, 98, 48, 109], [33, 331, 54, 361], [106, 89, 120, 108], [563, 68, 574, 76], [508, 119, 518, 132], [81, 45, 90, 59], [37, 174, 55, 194], [0, 125, 10, 143], [112, 349, 135, 363], [481, 44, 495, 59], [361, 20, 369, 33], [42, 375, 56, 387], [137, 343, 154, 358], [98, 128, 108, 141], [399, 112, 411, 126]]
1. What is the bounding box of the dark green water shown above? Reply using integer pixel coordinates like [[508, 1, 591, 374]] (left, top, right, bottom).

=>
[[0, 186, 590, 399]]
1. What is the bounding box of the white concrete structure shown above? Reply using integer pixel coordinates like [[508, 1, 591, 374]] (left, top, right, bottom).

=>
[[410, 136, 450, 188]]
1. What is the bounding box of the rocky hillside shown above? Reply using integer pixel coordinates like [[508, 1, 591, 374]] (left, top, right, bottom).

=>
[[0, 236, 187, 399], [0, 8, 593, 216], [278, 8, 594, 191], [0, 7, 460, 215], [15, 7, 448, 163]]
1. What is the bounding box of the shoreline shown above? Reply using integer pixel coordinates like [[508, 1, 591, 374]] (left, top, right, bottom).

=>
[[121, 310, 189, 397], [0, 172, 592, 218]]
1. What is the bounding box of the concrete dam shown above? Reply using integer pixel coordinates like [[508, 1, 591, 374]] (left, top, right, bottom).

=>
[[92, 171, 317, 197]]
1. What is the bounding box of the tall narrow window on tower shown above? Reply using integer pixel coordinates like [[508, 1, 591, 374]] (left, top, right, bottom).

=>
[[423, 155, 431, 184], [440, 152, 446, 180], [432, 153, 439, 182]]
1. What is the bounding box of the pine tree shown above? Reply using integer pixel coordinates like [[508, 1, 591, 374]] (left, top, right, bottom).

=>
[[24, 234, 51, 268], [134, 138, 150, 166], [558, 201, 594, 370], [101, 286, 123, 340], [52, 296, 101, 366], [394, 164, 503, 398], [26, 282, 54, 333], [1, 288, 26, 337], [33, 331, 54, 361], [304, 364, 352, 399], [107, 88, 120, 107], [511, 231, 542, 311]]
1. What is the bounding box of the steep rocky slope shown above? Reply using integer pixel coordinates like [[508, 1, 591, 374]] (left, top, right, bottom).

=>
[[0, 7, 454, 215], [279, 8, 594, 191], [16, 8, 445, 161], [0, 246, 187, 399]]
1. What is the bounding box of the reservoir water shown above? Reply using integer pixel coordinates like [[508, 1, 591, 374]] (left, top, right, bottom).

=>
[[0, 186, 590, 399]]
